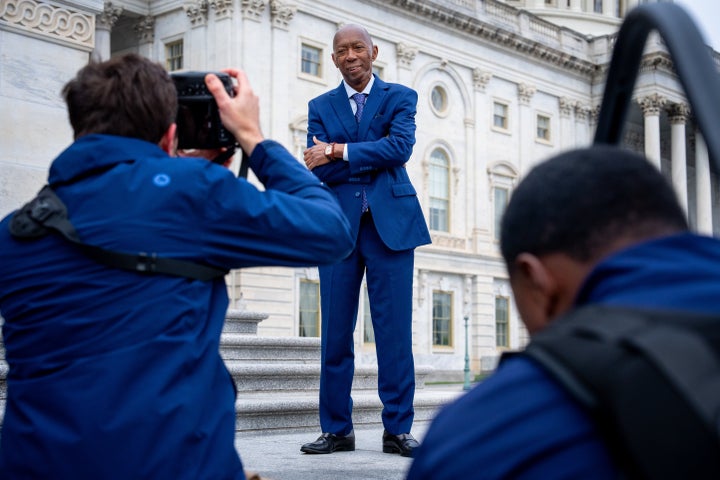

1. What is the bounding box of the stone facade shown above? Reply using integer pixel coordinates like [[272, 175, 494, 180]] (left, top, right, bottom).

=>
[[1, 0, 717, 378]]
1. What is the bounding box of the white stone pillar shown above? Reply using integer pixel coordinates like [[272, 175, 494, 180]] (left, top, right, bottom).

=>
[[695, 132, 713, 235], [269, 0, 297, 142], [210, 0, 235, 67], [94, 2, 123, 61], [184, 1, 209, 69], [638, 94, 666, 169], [559, 97, 574, 151], [472, 69, 491, 252], [574, 102, 590, 147], [517, 83, 536, 173], [134, 16, 155, 59], [669, 103, 689, 214], [603, 0, 615, 16], [569, 0, 582, 11]]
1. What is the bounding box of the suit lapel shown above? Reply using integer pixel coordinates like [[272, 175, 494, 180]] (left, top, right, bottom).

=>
[[359, 78, 387, 139], [329, 83, 358, 139]]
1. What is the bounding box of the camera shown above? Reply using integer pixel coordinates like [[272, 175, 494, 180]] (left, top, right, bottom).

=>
[[171, 71, 237, 150]]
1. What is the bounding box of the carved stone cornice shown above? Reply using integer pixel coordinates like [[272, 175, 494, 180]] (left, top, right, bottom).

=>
[[241, 0, 266, 20], [473, 68, 491, 92], [517, 83, 536, 105], [134, 15, 154, 43], [184, 0, 208, 27], [97, 1, 123, 30], [559, 97, 573, 118], [668, 102, 690, 125], [0, 0, 95, 50], [269, 0, 296, 30], [396, 42, 418, 69], [365, 0, 596, 77], [589, 104, 600, 125], [210, 0, 233, 19], [638, 93, 667, 116]]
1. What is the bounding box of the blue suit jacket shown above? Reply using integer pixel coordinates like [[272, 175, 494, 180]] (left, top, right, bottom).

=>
[[307, 75, 431, 251]]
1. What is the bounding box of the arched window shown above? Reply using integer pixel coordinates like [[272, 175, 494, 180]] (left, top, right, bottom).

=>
[[429, 148, 450, 232]]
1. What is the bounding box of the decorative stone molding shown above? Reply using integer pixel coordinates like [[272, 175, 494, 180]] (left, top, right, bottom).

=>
[[0, 0, 95, 50], [396, 42, 418, 69], [472, 68, 491, 92], [589, 104, 600, 125], [269, 0, 296, 30], [210, 0, 233, 19], [574, 102, 590, 121], [517, 83, 536, 105], [184, 0, 208, 28], [241, 0, 266, 21], [668, 102, 690, 125], [559, 97, 573, 118], [638, 93, 667, 116], [97, 1, 122, 30], [417, 269, 427, 307], [430, 234, 467, 250], [134, 15, 154, 43]]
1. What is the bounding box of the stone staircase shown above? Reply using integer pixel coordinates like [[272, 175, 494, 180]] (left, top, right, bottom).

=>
[[0, 310, 460, 434]]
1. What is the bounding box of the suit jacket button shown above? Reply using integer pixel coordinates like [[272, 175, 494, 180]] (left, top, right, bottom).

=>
[[355, 192, 360, 197]]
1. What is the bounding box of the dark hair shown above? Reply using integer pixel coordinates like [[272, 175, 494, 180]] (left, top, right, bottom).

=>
[[62, 53, 177, 143], [500, 145, 689, 270]]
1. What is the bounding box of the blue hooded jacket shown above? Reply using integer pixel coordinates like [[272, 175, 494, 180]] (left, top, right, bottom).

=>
[[0, 134, 353, 479], [407, 233, 720, 479]]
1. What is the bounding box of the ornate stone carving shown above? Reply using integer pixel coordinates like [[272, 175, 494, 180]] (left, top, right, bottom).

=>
[[134, 15, 155, 43], [589, 104, 600, 125], [517, 83, 536, 105], [184, 0, 208, 27], [210, 0, 233, 19], [269, 0, 296, 29], [574, 102, 590, 121], [638, 93, 667, 116], [241, 0, 266, 20], [97, 1, 123, 30], [472, 68, 491, 92], [396, 42, 418, 69], [0, 0, 95, 49], [559, 97, 573, 118], [668, 102, 690, 125]]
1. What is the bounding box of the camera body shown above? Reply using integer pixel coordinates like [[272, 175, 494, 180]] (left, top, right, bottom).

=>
[[171, 71, 237, 150]]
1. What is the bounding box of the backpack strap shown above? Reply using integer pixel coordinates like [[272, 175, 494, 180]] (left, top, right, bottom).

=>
[[9, 185, 228, 282], [521, 304, 720, 479]]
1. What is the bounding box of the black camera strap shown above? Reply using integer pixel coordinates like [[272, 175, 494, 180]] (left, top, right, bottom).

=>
[[9, 186, 228, 281]]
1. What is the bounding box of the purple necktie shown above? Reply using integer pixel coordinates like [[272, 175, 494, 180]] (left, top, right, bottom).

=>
[[352, 93, 367, 123], [352, 93, 369, 212]]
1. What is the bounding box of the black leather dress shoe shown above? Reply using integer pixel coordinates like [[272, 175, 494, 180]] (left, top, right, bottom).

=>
[[300, 430, 355, 454], [382, 430, 420, 457]]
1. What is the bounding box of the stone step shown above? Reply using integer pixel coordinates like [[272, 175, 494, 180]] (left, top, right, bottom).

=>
[[234, 389, 461, 433], [226, 362, 432, 392], [220, 334, 320, 364]]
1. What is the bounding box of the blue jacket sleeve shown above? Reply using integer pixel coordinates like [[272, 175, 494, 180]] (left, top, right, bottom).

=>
[[202, 140, 353, 268]]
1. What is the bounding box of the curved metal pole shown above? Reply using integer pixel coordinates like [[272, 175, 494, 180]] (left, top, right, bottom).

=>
[[593, 3, 720, 173]]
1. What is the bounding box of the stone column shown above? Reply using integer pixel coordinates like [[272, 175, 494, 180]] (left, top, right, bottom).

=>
[[472, 69, 491, 252], [184, 0, 209, 69], [638, 94, 666, 169], [668, 103, 690, 214], [558, 97, 574, 151], [569, 0, 582, 11], [134, 16, 155, 59], [396, 42, 418, 87], [269, 0, 297, 141], [239, 0, 268, 89], [94, 1, 123, 61], [210, 0, 235, 68], [574, 102, 590, 147], [517, 83, 536, 173], [695, 132, 713, 235]]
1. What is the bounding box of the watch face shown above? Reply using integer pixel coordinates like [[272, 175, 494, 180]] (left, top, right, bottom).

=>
[[325, 145, 332, 155]]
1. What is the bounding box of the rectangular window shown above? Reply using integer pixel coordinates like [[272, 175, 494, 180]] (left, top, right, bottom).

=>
[[536, 114, 551, 141], [496, 296, 509, 348], [363, 287, 375, 343], [299, 280, 320, 337], [429, 149, 450, 232], [594, 0, 603, 13], [301, 44, 322, 77], [493, 102, 508, 130], [432, 291, 453, 347], [494, 187, 509, 241], [166, 40, 184, 72]]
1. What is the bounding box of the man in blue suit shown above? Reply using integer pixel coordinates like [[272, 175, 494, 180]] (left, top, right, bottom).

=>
[[301, 24, 431, 458]]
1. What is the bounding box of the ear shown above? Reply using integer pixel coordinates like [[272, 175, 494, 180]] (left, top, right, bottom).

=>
[[159, 123, 178, 156], [371, 45, 378, 61], [512, 253, 561, 333]]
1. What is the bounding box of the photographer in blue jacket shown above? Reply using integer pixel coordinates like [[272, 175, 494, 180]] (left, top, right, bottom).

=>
[[0, 53, 352, 479]]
